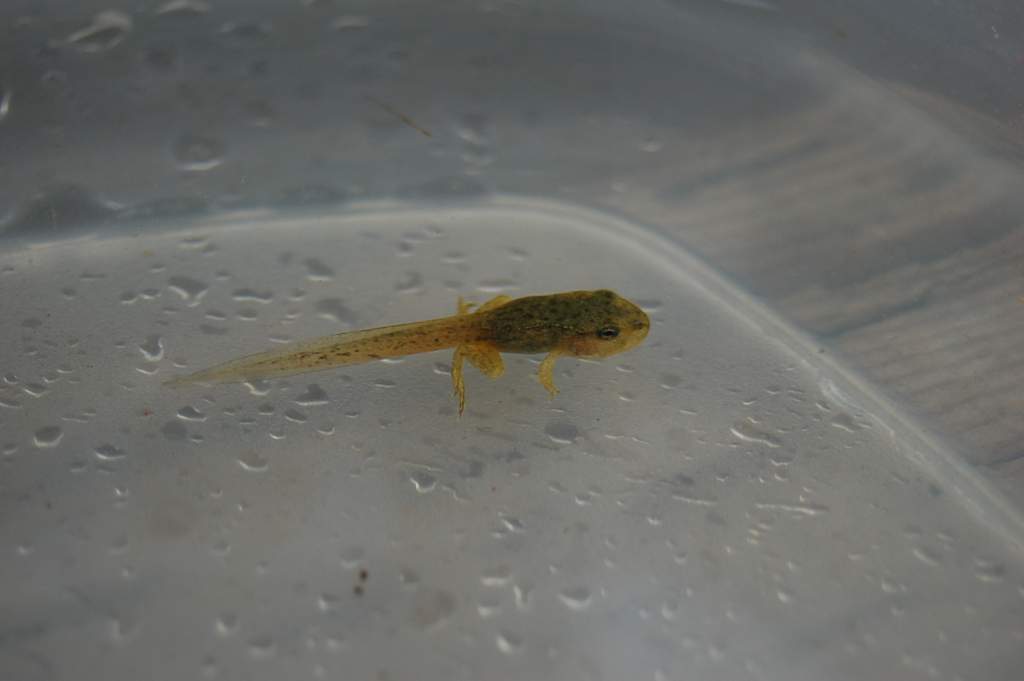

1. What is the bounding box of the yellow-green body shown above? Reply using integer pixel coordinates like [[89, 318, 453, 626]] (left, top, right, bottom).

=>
[[167, 289, 650, 413]]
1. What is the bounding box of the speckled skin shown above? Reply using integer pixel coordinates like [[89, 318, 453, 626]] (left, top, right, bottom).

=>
[[482, 290, 649, 356], [167, 289, 650, 414]]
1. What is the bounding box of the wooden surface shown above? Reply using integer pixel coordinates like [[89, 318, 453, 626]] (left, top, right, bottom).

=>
[[604, 74, 1024, 508]]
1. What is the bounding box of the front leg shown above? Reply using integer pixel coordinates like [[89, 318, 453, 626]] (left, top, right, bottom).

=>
[[457, 296, 475, 315], [538, 351, 562, 398], [451, 345, 467, 416]]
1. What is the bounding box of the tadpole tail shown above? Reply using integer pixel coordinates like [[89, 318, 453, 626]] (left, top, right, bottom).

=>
[[164, 315, 477, 386]]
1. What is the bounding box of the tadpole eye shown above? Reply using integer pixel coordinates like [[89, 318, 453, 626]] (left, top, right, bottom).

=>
[[597, 326, 620, 340]]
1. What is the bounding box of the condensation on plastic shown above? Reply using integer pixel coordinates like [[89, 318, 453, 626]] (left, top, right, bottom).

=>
[[3, 199, 1023, 681]]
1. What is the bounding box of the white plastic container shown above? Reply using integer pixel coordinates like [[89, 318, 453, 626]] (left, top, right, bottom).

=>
[[2, 2, 1023, 679]]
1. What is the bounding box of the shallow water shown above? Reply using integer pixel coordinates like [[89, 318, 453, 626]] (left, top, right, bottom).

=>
[[1, 198, 1022, 681]]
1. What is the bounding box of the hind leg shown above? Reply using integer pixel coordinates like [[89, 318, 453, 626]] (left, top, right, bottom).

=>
[[456, 294, 512, 315], [451, 345, 467, 415]]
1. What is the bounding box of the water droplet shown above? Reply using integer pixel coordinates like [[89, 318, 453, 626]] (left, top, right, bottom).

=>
[[409, 471, 436, 493], [314, 298, 355, 324], [640, 138, 663, 153], [512, 583, 532, 611], [156, 0, 211, 16], [730, 421, 782, 448], [173, 133, 225, 171], [880, 577, 903, 594], [545, 422, 578, 445], [0, 397, 21, 409], [831, 412, 860, 433], [331, 15, 371, 30], [139, 335, 164, 361], [480, 566, 511, 588], [477, 596, 501, 618], [975, 558, 1005, 583], [498, 514, 524, 533], [284, 409, 307, 423], [167, 276, 208, 306], [912, 546, 941, 567], [295, 384, 329, 406], [301, 258, 335, 282], [247, 636, 276, 658], [399, 568, 420, 587], [33, 426, 63, 448], [95, 444, 127, 461], [754, 501, 828, 517], [238, 451, 269, 473], [66, 11, 133, 53], [231, 288, 273, 303], [219, 20, 272, 46], [659, 374, 682, 389], [177, 406, 206, 421], [0, 87, 11, 123], [495, 630, 523, 655], [215, 613, 237, 636], [558, 586, 592, 611], [108, 614, 137, 642], [23, 382, 47, 397], [317, 593, 341, 612], [339, 546, 365, 569]]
